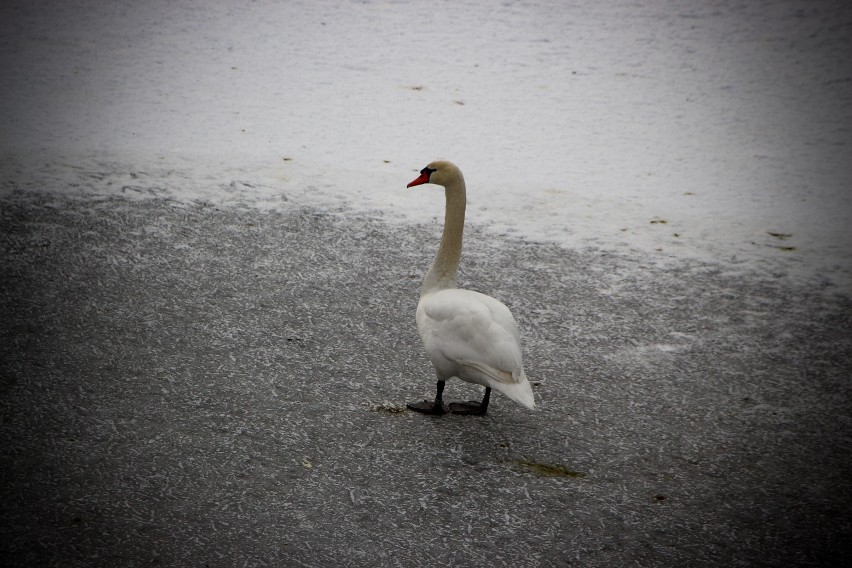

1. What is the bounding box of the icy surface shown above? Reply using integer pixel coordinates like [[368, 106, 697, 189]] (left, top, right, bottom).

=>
[[1, 196, 850, 566], [2, 0, 851, 289], [1, 1, 851, 566]]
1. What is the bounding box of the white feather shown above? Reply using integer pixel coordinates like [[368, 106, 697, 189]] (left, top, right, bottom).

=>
[[417, 289, 535, 409]]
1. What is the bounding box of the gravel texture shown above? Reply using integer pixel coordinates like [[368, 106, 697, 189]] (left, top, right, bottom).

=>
[[1, 193, 850, 567]]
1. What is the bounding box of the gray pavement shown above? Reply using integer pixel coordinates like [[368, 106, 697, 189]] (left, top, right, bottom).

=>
[[1, 193, 850, 567]]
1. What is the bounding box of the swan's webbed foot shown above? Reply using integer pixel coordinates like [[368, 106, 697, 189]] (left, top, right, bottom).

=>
[[406, 400, 448, 415], [449, 401, 488, 415], [449, 387, 491, 416], [407, 379, 448, 415]]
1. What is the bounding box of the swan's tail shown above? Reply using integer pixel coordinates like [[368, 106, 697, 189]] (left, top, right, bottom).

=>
[[493, 370, 536, 410], [459, 360, 537, 410]]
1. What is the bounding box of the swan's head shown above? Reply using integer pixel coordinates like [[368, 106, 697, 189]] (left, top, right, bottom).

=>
[[406, 160, 463, 188]]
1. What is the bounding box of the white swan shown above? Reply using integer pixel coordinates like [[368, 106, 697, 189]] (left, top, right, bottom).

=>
[[406, 160, 536, 415]]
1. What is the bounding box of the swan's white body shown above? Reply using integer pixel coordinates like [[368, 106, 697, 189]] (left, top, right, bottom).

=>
[[417, 289, 536, 408], [407, 160, 535, 411]]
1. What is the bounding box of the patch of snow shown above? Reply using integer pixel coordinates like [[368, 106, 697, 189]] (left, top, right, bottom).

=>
[[1, 0, 850, 290]]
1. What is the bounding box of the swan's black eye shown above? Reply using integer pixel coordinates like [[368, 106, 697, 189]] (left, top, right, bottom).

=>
[[421, 166, 436, 177]]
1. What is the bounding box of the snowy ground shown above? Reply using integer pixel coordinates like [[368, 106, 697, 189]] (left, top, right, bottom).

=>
[[1, 0, 851, 566], [2, 0, 851, 288]]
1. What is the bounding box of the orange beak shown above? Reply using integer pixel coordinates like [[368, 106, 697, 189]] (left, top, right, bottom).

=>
[[407, 172, 431, 188]]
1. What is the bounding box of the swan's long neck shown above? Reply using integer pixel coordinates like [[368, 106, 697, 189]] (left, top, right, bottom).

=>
[[422, 177, 466, 295]]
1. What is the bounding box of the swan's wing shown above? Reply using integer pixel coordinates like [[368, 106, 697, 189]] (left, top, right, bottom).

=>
[[417, 289, 524, 384]]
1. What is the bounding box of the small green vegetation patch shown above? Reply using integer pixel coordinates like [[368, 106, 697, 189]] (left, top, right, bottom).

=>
[[515, 460, 586, 479], [368, 401, 407, 414]]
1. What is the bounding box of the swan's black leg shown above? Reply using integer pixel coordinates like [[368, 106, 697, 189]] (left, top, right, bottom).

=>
[[407, 379, 448, 415], [449, 387, 491, 415]]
